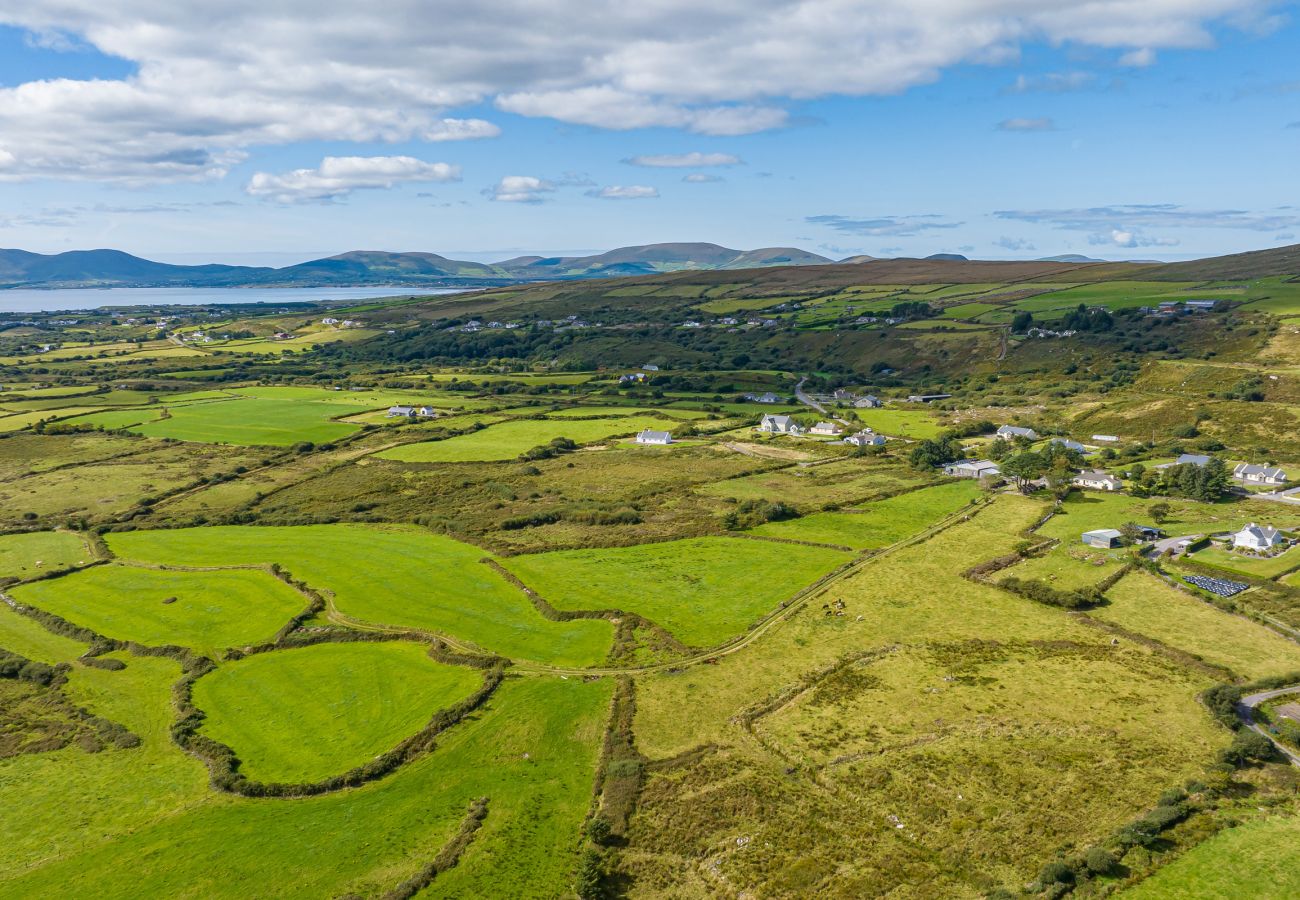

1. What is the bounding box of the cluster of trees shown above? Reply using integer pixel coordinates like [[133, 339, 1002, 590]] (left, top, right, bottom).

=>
[[1126, 458, 1229, 501], [998, 442, 1085, 494], [1060, 303, 1115, 332], [722, 499, 799, 530], [888, 300, 935, 320]]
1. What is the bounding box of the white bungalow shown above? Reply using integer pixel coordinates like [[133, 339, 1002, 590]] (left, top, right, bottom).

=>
[[1072, 470, 1122, 492], [386, 405, 415, 417], [635, 430, 673, 445], [810, 421, 844, 436], [415, 406, 438, 418], [1233, 463, 1289, 486], [844, 431, 885, 448], [996, 424, 1039, 441], [1233, 523, 1286, 552]]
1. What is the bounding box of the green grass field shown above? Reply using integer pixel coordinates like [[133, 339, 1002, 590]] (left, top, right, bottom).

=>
[[849, 407, 946, 438], [749, 480, 982, 549], [1037, 492, 1300, 543], [698, 459, 930, 507], [0, 602, 88, 663], [376, 415, 683, 463], [132, 397, 365, 445], [11, 564, 307, 654], [0, 530, 89, 579], [105, 525, 612, 666], [192, 641, 483, 782], [502, 536, 850, 647], [0, 674, 610, 898], [1095, 573, 1300, 680], [1187, 544, 1300, 579], [1123, 814, 1300, 899]]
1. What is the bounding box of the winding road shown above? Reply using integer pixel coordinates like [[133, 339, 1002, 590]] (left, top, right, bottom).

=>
[[1236, 685, 1300, 767]]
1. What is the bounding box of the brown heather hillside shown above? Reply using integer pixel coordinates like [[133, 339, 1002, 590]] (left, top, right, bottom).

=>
[[1143, 242, 1300, 281]]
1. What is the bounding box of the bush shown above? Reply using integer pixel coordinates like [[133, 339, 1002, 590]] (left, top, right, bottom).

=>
[[1220, 729, 1277, 767], [1038, 859, 1074, 886], [1083, 846, 1117, 876]]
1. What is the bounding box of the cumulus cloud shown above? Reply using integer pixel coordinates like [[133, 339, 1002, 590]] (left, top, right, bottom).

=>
[[1005, 71, 1094, 93], [586, 185, 659, 199], [997, 117, 1057, 131], [245, 156, 460, 203], [995, 203, 1300, 232], [0, 1, 1278, 181], [807, 214, 961, 237], [625, 152, 741, 167], [486, 175, 555, 203], [683, 173, 724, 183], [1092, 229, 1180, 248], [1119, 47, 1157, 67]]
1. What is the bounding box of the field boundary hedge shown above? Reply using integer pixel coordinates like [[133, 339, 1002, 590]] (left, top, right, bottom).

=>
[[380, 797, 490, 900]]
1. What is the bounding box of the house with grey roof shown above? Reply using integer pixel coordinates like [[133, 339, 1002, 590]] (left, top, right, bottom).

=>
[[844, 431, 885, 448], [745, 392, 783, 404], [1233, 523, 1286, 552], [758, 414, 803, 435], [415, 406, 438, 418], [810, 421, 844, 436], [386, 405, 416, 417], [1233, 463, 1288, 486], [635, 430, 673, 445], [1051, 437, 1087, 453], [996, 424, 1039, 441], [1073, 470, 1122, 492], [854, 395, 883, 408]]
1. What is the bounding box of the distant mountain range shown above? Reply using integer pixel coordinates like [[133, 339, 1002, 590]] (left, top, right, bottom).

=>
[[4, 240, 1296, 290], [0, 243, 834, 289]]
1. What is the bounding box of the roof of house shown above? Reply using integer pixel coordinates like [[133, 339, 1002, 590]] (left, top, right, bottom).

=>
[[998, 425, 1038, 437], [1083, 528, 1124, 540], [637, 430, 673, 443], [1052, 438, 1086, 451], [1235, 522, 1282, 542], [762, 414, 794, 427], [1234, 463, 1288, 479], [1075, 470, 1121, 484], [949, 459, 1000, 472], [1175, 453, 1212, 466]]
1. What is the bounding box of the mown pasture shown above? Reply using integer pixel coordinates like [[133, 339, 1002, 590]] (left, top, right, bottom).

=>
[[1093, 572, 1300, 681], [0, 673, 609, 899], [1123, 814, 1300, 899], [502, 536, 851, 647], [376, 414, 684, 463], [0, 530, 89, 579], [847, 406, 946, 438], [749, 480, 981, 549], [698, 457, 931, 507], [192, 641, 483, 782], [0, 602, 88, 663], [11, 564, 307, 654], [105, 524, 613, 666], [1187, 544, 1300, 580], [132, 396, 366, 445]]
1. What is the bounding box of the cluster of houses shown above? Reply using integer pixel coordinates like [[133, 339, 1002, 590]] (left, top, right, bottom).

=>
[[446, 319, 523, 333], [386, 405, 438, 418], [321, 317, 364, 328], [1082, 521, 1289, 556], [745, 392, 786, 404]]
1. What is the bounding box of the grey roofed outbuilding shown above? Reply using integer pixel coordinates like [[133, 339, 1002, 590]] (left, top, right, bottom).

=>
[[1081, 528, 1124, 548], [1175, 454, 1212, 466]]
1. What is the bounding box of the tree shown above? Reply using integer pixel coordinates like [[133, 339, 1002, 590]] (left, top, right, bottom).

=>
[[575, 847, 605, 899], [986, 437, 1012, 460], [1083, 846, 1117, 876], [1149, 502, 1171, 525], [1011, 311, 1034, 333], [1001, 452, 1046, 493]]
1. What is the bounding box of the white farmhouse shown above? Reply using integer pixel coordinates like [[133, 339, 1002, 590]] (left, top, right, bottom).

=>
[[1232, 523, 1286, 552], [635, 430, 673, 445], [758, 414, 804, 435], [810, 421, 844, 436], [386, 405, 415, 417], [996, 424, 1039, 441]]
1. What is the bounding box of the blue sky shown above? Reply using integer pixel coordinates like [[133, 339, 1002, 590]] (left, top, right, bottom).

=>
[[0, 2, 1297, 265]]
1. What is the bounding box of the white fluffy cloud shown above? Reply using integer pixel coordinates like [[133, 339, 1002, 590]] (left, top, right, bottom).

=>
[[997, 116, 1057, 131], [0, 1, 1279, 181], [487, 176, 556, 203], [625, 152, 742, 167], [245, 156, 460, 203], [586, 185, 659, 199]]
